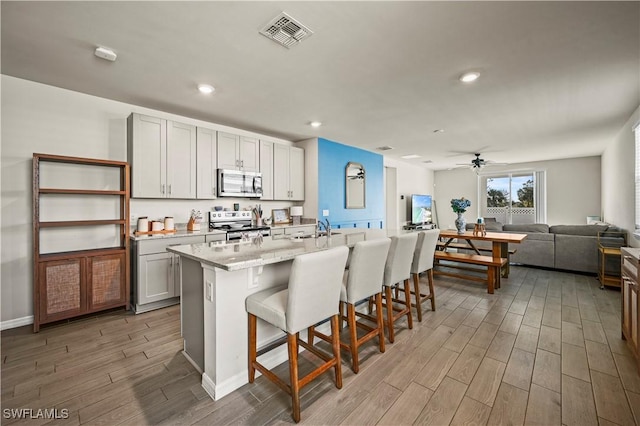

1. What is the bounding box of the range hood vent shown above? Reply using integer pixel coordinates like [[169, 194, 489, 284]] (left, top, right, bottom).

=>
[[259, 12, 313, 49]]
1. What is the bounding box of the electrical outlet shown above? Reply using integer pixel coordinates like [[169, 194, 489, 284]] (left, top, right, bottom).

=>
[[322, 209, 329, 217]]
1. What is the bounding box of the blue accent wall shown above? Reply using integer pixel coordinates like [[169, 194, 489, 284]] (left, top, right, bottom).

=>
[[317, 138, 384, 229]]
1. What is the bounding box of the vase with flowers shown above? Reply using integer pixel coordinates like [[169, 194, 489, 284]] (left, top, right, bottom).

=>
[[451, 197, 471, 234]]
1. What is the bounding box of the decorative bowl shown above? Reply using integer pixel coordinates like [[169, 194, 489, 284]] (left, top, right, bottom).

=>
[[214, 206, 223, 211]]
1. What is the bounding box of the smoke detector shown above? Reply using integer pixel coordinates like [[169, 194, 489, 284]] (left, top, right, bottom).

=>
[[259, 12, 313, 48], [94, 46, 117, 62]]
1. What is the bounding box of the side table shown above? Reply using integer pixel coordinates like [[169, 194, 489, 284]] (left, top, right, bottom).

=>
[[598, 246, 622, 289]]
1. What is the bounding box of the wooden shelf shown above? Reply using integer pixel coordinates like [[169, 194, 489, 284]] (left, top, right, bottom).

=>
[[39, 219, 126, 228], [39, 188, 127, 195], [33, 153, 130, 332]]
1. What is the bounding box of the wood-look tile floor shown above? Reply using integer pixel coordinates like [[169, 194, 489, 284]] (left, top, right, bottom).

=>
[[2, 266, 639, 425]]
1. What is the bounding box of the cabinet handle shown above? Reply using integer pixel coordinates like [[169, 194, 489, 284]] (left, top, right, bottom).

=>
[[161, 184, 165, 194], [168, 184, 172, 195], [212, 186, 216, 196], [241, 160, 244, 168]]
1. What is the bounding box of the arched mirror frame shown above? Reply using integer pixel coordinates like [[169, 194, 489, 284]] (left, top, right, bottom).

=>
[[345, 162, 366, 209]]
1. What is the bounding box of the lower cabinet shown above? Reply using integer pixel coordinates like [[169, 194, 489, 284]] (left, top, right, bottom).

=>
[[132, 235, 205, 313], [621, 247, 640, 374], [38, 250, 127, 325]]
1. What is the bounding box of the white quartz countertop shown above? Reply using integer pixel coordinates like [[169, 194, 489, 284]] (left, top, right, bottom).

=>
[[130, 228, 226, 241], [167, 228, 398, 271]]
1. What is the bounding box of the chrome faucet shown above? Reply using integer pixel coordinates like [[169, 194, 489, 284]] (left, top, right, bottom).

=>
[[317, 218, 331, 237]]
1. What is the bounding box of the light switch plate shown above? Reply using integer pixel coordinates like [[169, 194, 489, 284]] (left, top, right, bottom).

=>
[[322, 209, 329, 217]]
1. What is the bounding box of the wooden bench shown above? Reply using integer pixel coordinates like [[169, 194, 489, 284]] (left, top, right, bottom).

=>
[[433, 251, 507, 294], [436, 241, 516, 277]]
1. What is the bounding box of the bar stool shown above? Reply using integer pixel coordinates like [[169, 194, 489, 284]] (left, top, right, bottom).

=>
[[382, 233, 419, 343], [246, 246, 349, 423], [410, 229, 440, 321], [309, 238, 391, 373]]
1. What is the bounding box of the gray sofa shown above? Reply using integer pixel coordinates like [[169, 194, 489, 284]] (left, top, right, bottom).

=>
[[463, 222, 626, 274]]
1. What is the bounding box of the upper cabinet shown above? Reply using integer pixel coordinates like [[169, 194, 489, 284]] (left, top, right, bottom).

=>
[[196, 127, 217, 199], [128, 113, 197, 199], [260, 140, 274, 200], [274, 144, 304, 201], [217, 132, 259, 172]]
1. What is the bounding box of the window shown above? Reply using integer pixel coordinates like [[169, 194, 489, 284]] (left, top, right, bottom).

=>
[[635, 123, 640, 234], [479, 171, 546, 224]]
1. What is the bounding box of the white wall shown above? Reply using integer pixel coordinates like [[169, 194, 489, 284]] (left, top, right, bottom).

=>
[[434, 156, 602, 228], [383, 158, 435, 228], [0, 75, 295, 325], [602, 105, 640, 247]]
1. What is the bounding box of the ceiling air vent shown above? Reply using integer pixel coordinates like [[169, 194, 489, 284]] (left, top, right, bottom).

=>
[[377, 146, 394, 151], [259, 12, 313, 49]]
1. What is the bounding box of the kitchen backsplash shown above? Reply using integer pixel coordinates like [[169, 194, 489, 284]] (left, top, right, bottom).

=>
[[130, 198, 302, 231]]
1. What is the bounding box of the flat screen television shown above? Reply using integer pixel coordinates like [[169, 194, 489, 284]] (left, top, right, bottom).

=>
[[411, 194, 433, 225]]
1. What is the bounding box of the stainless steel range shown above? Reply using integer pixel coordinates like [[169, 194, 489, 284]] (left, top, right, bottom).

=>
[[209, 211, 271, 241]]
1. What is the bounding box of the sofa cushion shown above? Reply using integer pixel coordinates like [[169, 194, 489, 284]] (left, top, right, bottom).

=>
[[549, 224, 608, 236], [502, 224, 549, 233]]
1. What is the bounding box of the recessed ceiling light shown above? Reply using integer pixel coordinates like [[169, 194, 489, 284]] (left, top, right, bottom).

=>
[[459, 71, 480, 83], [94, 46, 117, 62], [197, 84, 215, 94], [309, 121, 322, 128], [401, 154, 421, 159], [433, 129, 445, 133]]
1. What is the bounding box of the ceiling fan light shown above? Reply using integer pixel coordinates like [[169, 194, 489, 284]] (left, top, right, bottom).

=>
[[459, 71, 480, 83]]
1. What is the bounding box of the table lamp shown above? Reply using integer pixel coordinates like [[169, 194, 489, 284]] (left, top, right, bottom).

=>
[[290, 206, 303, 225]]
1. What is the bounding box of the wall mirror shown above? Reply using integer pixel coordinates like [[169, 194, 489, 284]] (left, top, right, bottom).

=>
[[345, 162, 366, 209]]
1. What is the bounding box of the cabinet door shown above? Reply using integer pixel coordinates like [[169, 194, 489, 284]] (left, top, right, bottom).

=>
[[260, 140, 274, 200], [217, 132, 240, 170], [166, 120, 197, 199], [239, 136, 260, 172], [289, 146, 305, 201], [39, 258, 86, 323], [197, 127, 217, 199], [273, 143, 290, 200], [87, 253, 126, 311], [138, 253, 174, 304], [130, 114, 167, 198]]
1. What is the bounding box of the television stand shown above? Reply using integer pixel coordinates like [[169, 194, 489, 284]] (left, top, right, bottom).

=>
[[403, 223, 435, 231]]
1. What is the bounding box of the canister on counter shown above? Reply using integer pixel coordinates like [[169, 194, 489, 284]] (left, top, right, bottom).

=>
[[164, 216, 175, 230], [137, 217, 149, 232]]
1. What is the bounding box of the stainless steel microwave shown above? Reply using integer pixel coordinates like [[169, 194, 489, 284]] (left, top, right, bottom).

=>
[[217, 169, 263, 198]]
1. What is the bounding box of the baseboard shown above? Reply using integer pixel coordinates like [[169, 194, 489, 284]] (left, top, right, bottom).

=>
[[1, 315, 34, 331]]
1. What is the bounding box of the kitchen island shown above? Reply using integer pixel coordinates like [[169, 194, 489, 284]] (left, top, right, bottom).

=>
[[167, 229, 387, 401]]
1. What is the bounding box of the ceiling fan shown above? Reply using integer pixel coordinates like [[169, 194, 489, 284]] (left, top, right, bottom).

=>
[[456, 153, 508, 170]]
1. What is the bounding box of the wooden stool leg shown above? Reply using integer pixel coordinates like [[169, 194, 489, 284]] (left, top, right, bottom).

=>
[[307, 326, 315, 345], [428, 269, 436, 311], [248, 314, 257, 382], [385, 285, 395, 343], [347, 303, 359, 373], [376, 293, 385, 353], [288, 333, 301, 423], [339, 301, 345, 330], [331, 315, 343, 389], [404, 279, 413, 330], [413, 272, 423, 322]]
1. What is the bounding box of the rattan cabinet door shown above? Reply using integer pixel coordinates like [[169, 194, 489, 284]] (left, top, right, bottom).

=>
[[87, 252, 126, 311], [39, 258, 85, 323]]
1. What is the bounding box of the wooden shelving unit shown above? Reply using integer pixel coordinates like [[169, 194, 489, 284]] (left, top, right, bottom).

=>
[[33, 153, 130, 332]]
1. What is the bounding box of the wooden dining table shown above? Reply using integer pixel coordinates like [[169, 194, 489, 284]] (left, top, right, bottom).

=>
[[438, 229, 527, 278]]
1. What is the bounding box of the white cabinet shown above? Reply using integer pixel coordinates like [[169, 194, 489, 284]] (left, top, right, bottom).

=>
[[196, 127, 217, 199], [274, 144, 305, 201], [128, 113, 197, 199], [217, 132, 259, 172], [132, 235, 205, 313], [260, 140, 274, 200]]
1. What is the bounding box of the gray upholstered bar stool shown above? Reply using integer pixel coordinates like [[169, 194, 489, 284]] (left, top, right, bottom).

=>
[[410, 229, 440, 321], [382, 233, 419, 343], [309, 238, 391, 373], [246, 246, 349, 423]]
